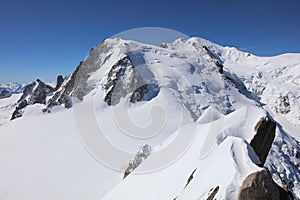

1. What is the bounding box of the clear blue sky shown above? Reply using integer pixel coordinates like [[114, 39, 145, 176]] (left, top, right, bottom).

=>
[[1, 0, 299, 83]]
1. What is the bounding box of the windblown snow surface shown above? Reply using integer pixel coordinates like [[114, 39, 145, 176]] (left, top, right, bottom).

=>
[[0, 37, 299, 199]]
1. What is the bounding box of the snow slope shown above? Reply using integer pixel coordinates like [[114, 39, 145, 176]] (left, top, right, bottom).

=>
[[102, 105, 264, 200], [0, 108, 124, 200], [0, 100, 267, 200]]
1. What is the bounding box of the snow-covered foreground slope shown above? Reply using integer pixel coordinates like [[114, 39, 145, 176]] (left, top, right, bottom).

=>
[[0, 97, 269, 200], [0, 108, 124, 200], [0, 37, 300, 199]]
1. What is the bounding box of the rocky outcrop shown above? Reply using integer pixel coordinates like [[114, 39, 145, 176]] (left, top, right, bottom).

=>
[[47, 61, 83, 109], [104, 56, 133, 105], [123, 144, 152, 179], [238, 116, 287, 199], [238, 169, 291, 200], [11, 79, 54, 120], [11, 100, 27, 120], [55, 75, 64, 91], [18, 79, 54, 104], [46, 40, 115, 109], [251, 116, 276, 165], [103, 56, 159, 106], [184, 169, 197, 188], [207, 186, 220, 200], [160, 43, 168, 48], [129, 83, 159, 103]]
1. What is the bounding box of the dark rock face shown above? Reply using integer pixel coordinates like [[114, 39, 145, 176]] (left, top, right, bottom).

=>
[[123, 144, 152, 179], [11, 80, 54, 120], [238, 169, 290, 200], [129, 83, 159, 103], [103, 56, 159, 106], [11, 100, 28, 120], [207, 186, 220, 200], [31, 80, 54, 104], [251, 116, 276, 165], [47, 62, 82, 109], [18, 79, 54, 105], [185, 169, 197, 188], [47, 40, 114, 109], [55, 75, 64, 91], [160, 43, 168, 48], [214, 60, 224, 74], [202, 45, 218, 60], [104, 56, 133, 105], [47, 59, 90, 109]]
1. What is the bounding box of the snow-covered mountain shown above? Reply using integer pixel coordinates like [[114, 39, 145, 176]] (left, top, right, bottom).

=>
[[10, 79, 58, 120], [0, 37, 299, 199]]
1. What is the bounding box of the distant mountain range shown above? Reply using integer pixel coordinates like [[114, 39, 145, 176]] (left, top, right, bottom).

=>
[[0, 82, 24, 98]]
